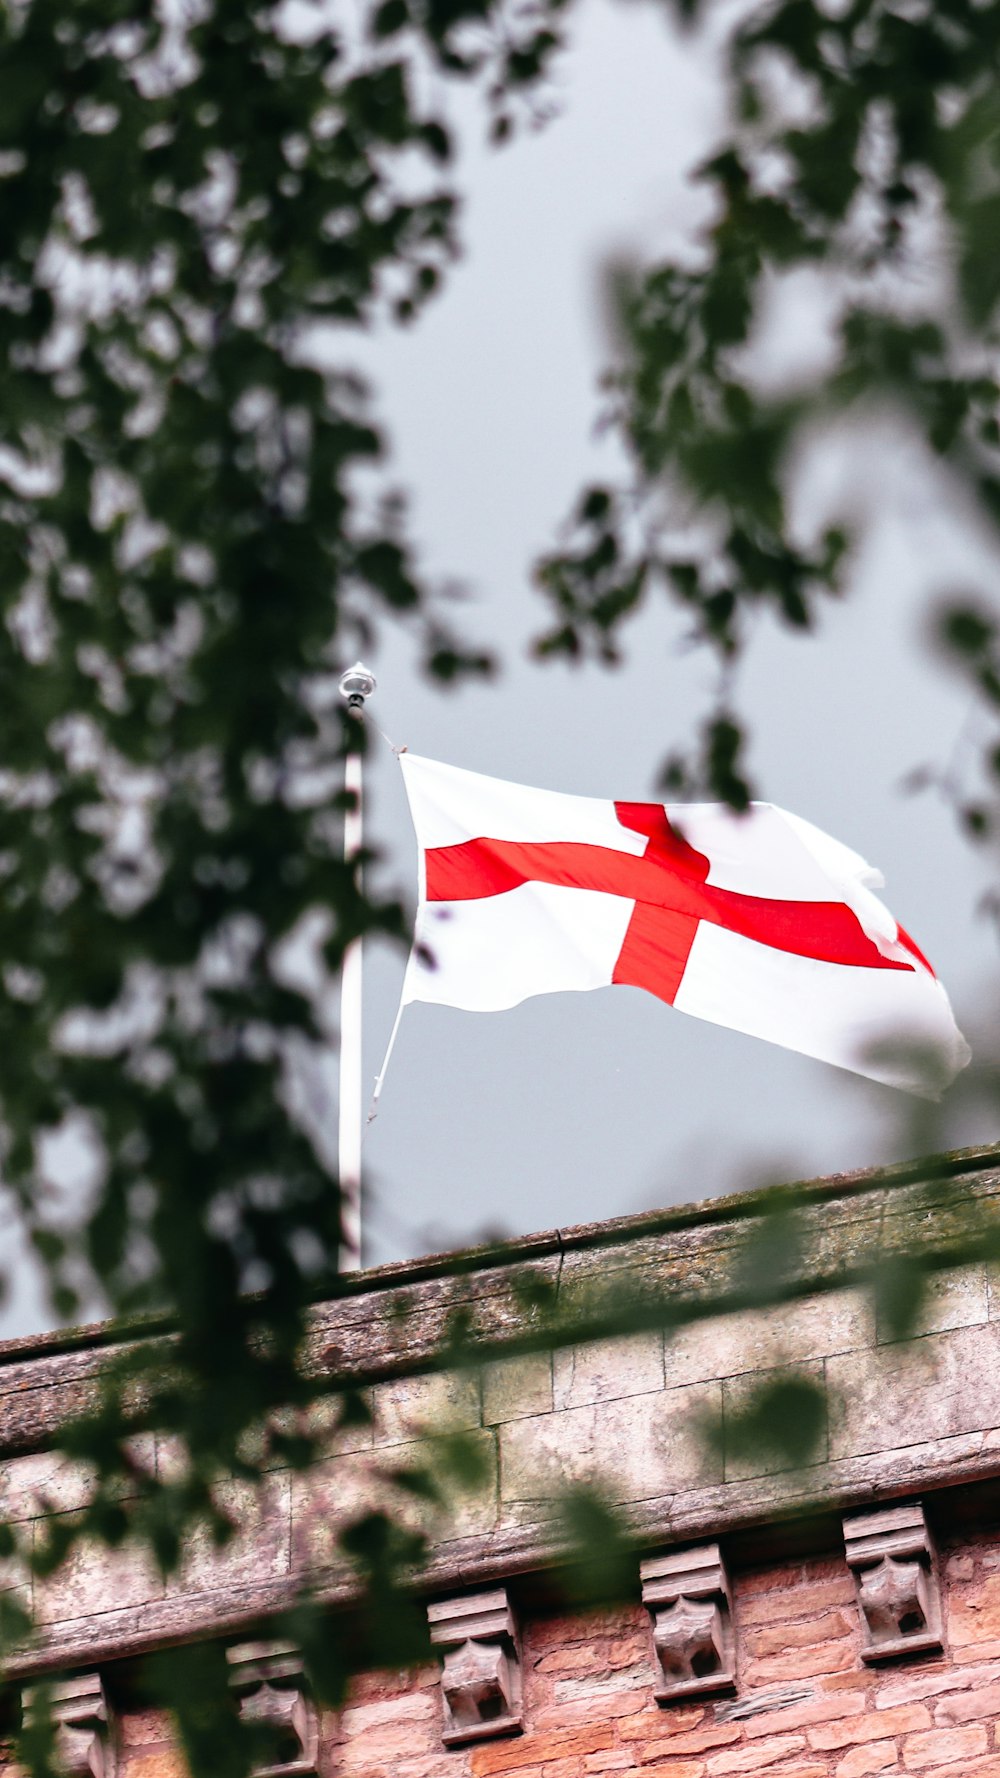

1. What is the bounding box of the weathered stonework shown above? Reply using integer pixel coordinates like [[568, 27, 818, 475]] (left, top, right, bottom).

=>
[[22, 1672, 115, 1778], [427, 1588, 523, 1745], [640, 1545, 735, 1701], [843, 1502, 943, 1661], [226, 1641, 319, 1777], [3, 1145, 1000, 1778]]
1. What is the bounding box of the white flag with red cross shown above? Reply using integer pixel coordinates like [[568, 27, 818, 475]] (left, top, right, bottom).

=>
[[398, 753, 970, 1097]]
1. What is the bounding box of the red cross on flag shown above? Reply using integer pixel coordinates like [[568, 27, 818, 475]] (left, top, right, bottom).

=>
[[399, 754, 970, 1097]]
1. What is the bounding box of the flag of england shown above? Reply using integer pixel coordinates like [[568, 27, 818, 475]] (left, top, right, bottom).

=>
[[399, 753, 970, 1097]]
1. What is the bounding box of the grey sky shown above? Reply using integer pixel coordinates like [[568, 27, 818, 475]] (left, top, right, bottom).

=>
[[1, 0, 995, 1334], [353, 0, 998, 1266]]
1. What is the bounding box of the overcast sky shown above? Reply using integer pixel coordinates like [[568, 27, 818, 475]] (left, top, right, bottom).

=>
[[351, 0, 1000, 1268], [2, 0, 997, 1335]]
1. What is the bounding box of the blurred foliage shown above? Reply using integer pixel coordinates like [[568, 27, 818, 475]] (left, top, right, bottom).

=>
[[0, 0, 559, 1762], [556, 1485, 640, 1604], [0, 0, 998, 1769], [708, 1371, 827, 1473], [535, 0, 1000, 819]]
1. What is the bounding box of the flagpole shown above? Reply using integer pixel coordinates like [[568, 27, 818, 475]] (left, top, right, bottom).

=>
[[338, 661, 376, 1271]]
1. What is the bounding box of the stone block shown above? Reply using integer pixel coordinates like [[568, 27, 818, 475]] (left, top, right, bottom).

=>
[[743, 1607, 851, 1659], [706, 1732, 806, 1773], [428, 1587, 522, 1746], [617, 1708, 705, 1743], [469, 1725, 616, 1776], [227, 1639, 318, 1777], [947, 1572, 1000, 1647], [33, 1518, 164, 1626], [741, 1644, 856, 1686], [664, 1292, 871, 1389], [877, 1265, 988, 1342], [402, 1428, 499, 1540], [301, 1390, 375, 1456], [337, 1691, 437, 1738], [552, 1335, 663, 1411], [808, 1704, 931, 1751], [935, 1681, 1000, 1724], [335, 1714, 441, 1771], [876, 1662, 994, 1709], [636, 1724, 740, 1758], [827, 1323, 1000, 1461], [0, 1439, 154, 1527], [373, 1370, 481, 1448], [930, 1761, 1000, 1778], [23, 1671, 116, 1778], [722, 1362, 827, 1481], [498, 1384, 723, 1506], [173, 1472, 291, 1596], [835, 1743, 897, 1778], [116, 1710, 174, 1749], [482, 1356, 553, 1426], [123, 1758, 186, 1778], [641, 1545, 735, 1701], [291, 1431, 498, 1569], [535, 1630, 644, 1681], [0, 1453, 97, 1524], [736, 1574, 855, 1628], [551, 1669, 650, 1706], [844, 1501, 942, 1662], [742, 1693, 864, 1740], [903, 1724, 989, 1769]]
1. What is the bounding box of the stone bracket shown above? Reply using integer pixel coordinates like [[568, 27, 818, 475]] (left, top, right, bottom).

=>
[[641, 1543, 736, 1702], [843, 1501, 943, 1661], [427, 1587, 523, 1746], [22, 1671, 116, 1778], [227, 1640, 319, 1777]]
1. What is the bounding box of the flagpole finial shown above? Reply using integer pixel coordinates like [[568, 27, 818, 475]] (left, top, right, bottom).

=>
[[340, 661, 376, 711]]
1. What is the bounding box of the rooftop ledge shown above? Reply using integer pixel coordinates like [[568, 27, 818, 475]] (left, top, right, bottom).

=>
[[3, 1144, 1000, 1677], [1, 1139, 998, 1375]]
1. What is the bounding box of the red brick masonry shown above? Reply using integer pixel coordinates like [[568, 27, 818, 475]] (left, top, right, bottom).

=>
[[95, 1531, 1000, 1778]]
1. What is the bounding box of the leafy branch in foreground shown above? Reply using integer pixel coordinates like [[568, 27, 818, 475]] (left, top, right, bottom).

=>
[[0, 0, 576, 1760], [2, 0, 999, 1769], [535, 0, 1000, 816]]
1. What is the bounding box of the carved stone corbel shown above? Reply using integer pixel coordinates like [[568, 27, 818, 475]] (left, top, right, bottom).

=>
[[226, 1641, 319, 1777], [427, 1587, 523, 1745], [843, 1501, 943, 1661], [640, 1544, 736, 1701], [22, 1672, 116, 1778]]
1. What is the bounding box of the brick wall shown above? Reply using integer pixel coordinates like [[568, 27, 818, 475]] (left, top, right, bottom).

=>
[[321, 1536, 1000, 1778], [5, 1152, 1000, 1773], [33, 1523, 1000, 1778]]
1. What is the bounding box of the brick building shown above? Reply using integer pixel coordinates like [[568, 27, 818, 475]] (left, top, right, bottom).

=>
[[4, 1144, 1000, 1777]]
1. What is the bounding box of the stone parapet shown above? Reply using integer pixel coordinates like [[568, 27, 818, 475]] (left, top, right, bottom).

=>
[[1, 1147, 1000, 1680]]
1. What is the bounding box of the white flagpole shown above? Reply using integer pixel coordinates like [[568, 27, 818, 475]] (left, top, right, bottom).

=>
[[337, 661, 376, 1271]]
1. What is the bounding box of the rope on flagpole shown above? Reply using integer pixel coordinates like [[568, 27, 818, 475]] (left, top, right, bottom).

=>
[[365, 994, 406, 1138], [364, 728, 411, 1145], [371, 715, 407, 758], [362, 730, 410, 1141]]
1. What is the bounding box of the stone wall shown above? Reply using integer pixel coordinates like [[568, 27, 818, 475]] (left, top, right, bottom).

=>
[[327, 1535, 1000, 1778], [2, 1145, 1000, 1772], [49, 1529, 1000, 1778]]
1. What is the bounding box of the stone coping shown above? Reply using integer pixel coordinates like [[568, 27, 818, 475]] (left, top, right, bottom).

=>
[[1, 1146, 1000, 1678], [0, 1141, 995, 1372], [0, 1144, 998, 1462]]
